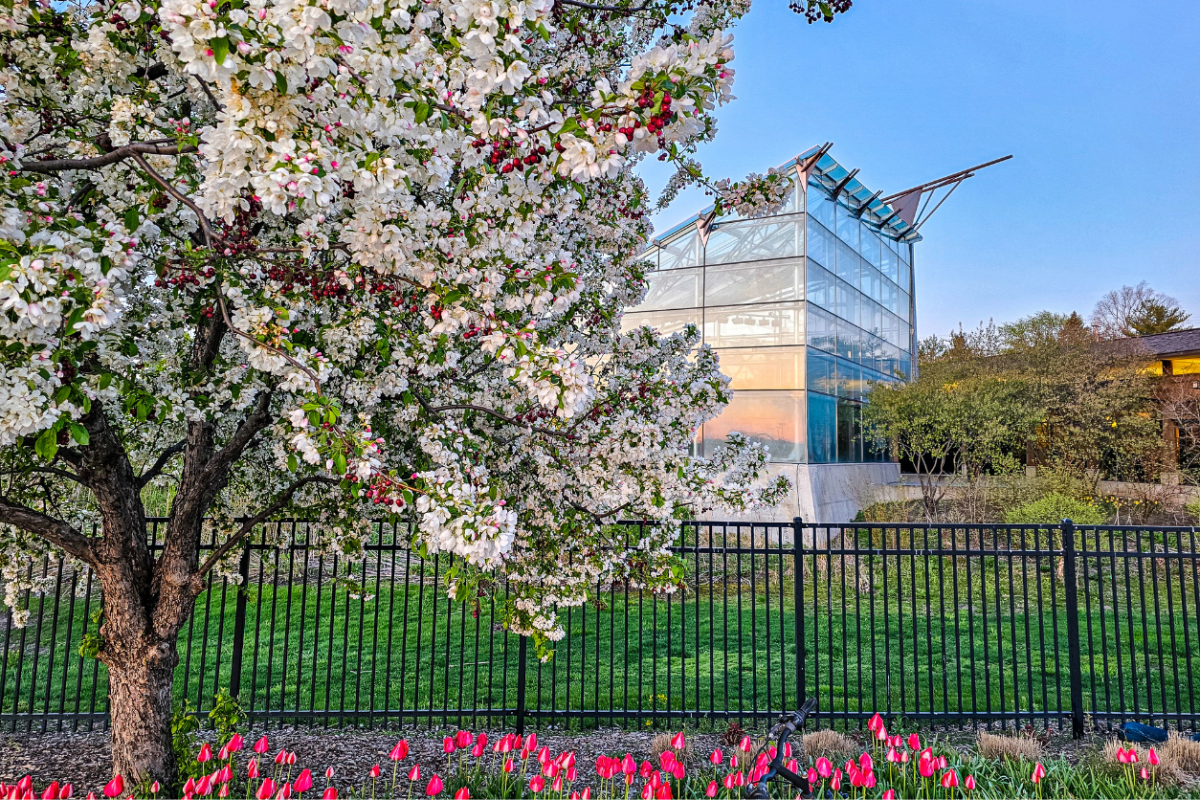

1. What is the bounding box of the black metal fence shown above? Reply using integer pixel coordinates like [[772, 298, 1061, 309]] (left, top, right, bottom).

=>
[[3, 518, 1199, 736]]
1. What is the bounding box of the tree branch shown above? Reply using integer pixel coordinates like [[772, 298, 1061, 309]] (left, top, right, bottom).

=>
[[18, 142, 196, 174], [196, 475, 339, 576], [200, 389, 275, 485], [130, 153, 220, 247], [424, 399, 576, 440], [137, 440, 187, 490], [0, 496, 95, 564]]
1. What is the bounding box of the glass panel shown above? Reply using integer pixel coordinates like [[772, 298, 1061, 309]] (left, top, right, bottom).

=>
[[836, 358, 861, 399], [880, 279, 899, 314], [705, 219, 800, 265], [705, 258, 803, 306], [860, 263, 881, 304], [806, 304, 836, 353], [834, 278, 860, 328], [637, 267, 701, 311], [879, 242, 899, 284], [899, 260, 911, 294], [835, 240, 859, 286], [899, 241, 911, 266], [806, 263, 835, 311], [703, 390, 805, 463], [836, 204, 860, 251], [836, 319, 861, 362], [807, 391, 836, 464], [881, 311, 902, 348], [807, 349, 836, 395], [641, 245, 660, 271], [704, 302, 804, 348], [658, 229, 701, 270], [861, 298, 883, 340], [837, 399, 862, 463], [807, 182, 835, 229], [717, 346, 805, 390], [861, 227, 881, 267], [895, 290, 910, 323], [621, 309, 702, 336], [806, 217, 835, 269], [898, 352, 912, 380], [862, 331, 886, 372]]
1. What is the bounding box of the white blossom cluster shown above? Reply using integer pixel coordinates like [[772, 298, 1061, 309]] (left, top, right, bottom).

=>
[[0, 0, 792, 651]]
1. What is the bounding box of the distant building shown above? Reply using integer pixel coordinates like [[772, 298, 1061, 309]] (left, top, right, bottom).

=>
[[626, 144, 922, 521], [1117, 327, 1200, 482]]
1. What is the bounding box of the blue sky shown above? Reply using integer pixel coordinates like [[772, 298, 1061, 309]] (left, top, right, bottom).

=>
[[639, 0, 1200, 339]]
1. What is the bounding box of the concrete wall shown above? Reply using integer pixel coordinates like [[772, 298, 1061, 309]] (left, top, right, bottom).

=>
[[705, 461, 903, 524]]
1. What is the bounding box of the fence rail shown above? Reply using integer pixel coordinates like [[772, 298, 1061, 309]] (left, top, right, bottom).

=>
[[3, 518, 1199, 736]]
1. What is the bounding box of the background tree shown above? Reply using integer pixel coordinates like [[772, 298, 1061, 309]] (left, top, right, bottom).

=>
[[0, 0, 844, 782], [1127, 298, 1191, 335], [1091, 281, 1189, 340]]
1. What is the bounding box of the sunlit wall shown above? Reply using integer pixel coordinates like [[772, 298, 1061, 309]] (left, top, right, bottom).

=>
[[624, 155, 917, 464]]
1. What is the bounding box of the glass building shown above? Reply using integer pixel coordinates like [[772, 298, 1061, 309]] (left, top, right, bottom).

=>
[[625, 145, 919, 476]]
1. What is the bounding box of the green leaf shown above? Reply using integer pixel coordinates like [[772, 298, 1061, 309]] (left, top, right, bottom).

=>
[[124, 206, 140, 233], [98, 373, 113, 391], [288, 453, 299, 473], [333, 452, 347, 475], [69, 422, 89, 446], [35, 428, 58, 461], [210, 36, 231, 65], [275, 71, 289, 94], [414, 102, 431, 123]]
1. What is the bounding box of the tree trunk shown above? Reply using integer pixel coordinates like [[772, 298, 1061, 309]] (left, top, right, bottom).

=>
[[106, 638, 179, 785]]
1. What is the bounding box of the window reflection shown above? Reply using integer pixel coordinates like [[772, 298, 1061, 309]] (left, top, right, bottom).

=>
[[835, 204, 860, 250], [705, 219, 801, 265], [807, 391, 836, 463], [861, 264, 882, 304], [836, 319, 861, 362], [703, 390, 805, 463], [834, 277, 860, 328], [835, 241, 859, 286], [837, 399, 862, 463], [807, 217, 835, 269], [807, 182, 835, 229], [807, 263, 835, 312], [716, 346, 805, 390], [621, 309, 702, 336], [658, 229, 701, 270], [806, 305, 836, 353], [705, 302, 804, 348], [705, 258, 804, 307], [861, 228, 881, 267], [639, 267, 702, 311]]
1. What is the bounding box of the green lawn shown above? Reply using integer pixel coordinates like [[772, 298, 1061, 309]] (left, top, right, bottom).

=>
[[6, 527, 1200, 732]]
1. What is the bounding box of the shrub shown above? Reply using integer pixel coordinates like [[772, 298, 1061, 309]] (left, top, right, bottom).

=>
[[977, 732, 1044, 762], [1161, 732, 1200, 775], [1004, 493, 1108, 526], [800, 729, 859, 762], [1186, 498, 1200, 525]]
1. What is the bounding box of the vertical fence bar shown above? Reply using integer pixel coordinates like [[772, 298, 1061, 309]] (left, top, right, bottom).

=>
[[515, 634, 528, 736], [793, 517, 805, 712], [1062, 519, 1085, 738], [228, 539, 252, 703]]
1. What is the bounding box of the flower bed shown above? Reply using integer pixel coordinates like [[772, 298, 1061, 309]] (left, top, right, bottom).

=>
[[2, 716, 1187, 799]]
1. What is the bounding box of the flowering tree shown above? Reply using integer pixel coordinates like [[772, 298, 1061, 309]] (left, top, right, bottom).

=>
[[0, 0, 841, 783]]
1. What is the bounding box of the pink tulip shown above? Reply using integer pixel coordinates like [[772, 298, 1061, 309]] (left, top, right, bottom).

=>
[[228, 734, 245, 753], [670, 732, 686, 750], [730, 755, 739, 770], [876, 724, 888, 741], [1032, 763, 1046, 784], [391, 740, 409, 761], [184, 778, 196, 795], [477, 734, 488, 751], [965, 774, 976, 791], [41, 782, 60, 800], [198, 744, 213, 763], [456, 731, 473, 749], [868, 713, 883, 732], [218, 744, 232, 761], [622, 754, 636, 775], [218, 785, 230, 798], [59, 784, 72, 799], [276, 784, 292, 800], [859, 752, 873, 772], [321, 790, 336, 800], [883, 791, 896, 800], [806, 768, 819, 786], [254, 737, 270, 755], [1149, 748, 1160, 766], [195, 776, 212, 796], [102, 777, 123, 799], [816, 757, 832, 778], [255, 780, 276, 800], [369, 765, 380, 779], [86, 794, 96, 800], [425, 775, 443, 797], [248, 759, 261, 779], [454, 789, 469, 800], [325, 768, 334, 780], [918, 759, 935, 779], [1140, 767, 1150, 781], [865, 771, 877, 789], [503, 759, 515, 773], [886, 747, 898, 763], [739, 736, 753, 753], [908, 733, 920, 751], [705, 781, 717, 798], [830, 770, 841, 792], [709, 748, 723, 766], [408, 765, 420, 782], [941, 769, 959, 789], [149, 785, 158, 799], [527, 734, 538, 751], [529, 775, 545, 794], [471, 743, 484, 758], [581, 790, 591, 800], [275, 751, 288, 766]]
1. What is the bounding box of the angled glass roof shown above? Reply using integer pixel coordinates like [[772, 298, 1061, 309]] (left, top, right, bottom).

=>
[[652, 145, 920, 246]]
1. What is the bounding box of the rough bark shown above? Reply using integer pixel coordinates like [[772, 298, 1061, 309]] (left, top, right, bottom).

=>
[[103, 624, 179, 784]]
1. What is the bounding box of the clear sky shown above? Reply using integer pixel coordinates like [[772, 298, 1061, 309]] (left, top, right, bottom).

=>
[[640, 0, 1200, 339]]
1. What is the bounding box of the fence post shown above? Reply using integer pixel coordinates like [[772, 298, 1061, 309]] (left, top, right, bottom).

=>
[[228, 538, 253, 703], [515, 634, 528, 736], [1061, 518, 1085, 739], [793, 517, 805, 711]]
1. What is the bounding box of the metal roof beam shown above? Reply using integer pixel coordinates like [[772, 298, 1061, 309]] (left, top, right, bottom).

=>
[[829, 168, 859, 203], [852, 189, 882, 219]]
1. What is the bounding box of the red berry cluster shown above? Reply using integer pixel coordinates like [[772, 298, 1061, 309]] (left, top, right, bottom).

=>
[[216, 196, 262, 257], [154, 262, 215, 289], [365, 477, 407, 508], [472, 138, 550, 174]]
